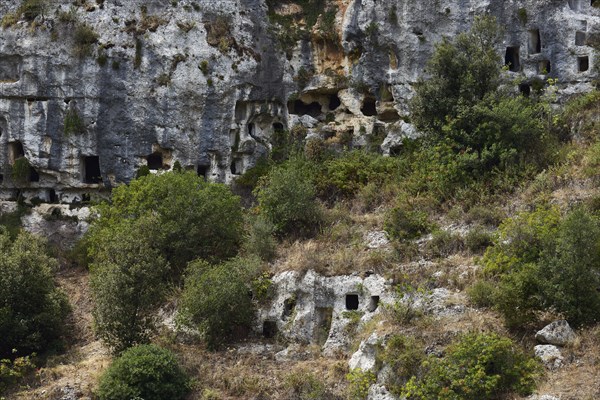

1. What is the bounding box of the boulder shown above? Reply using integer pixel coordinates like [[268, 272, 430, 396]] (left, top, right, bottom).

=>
[[349, 333, 380, 372], [534, 344, 564, 369], [535, 320, 576, 346]]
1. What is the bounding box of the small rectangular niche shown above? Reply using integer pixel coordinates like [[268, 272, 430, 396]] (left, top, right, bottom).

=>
[[576, 31, 587, 46], [528, 29, 541, 54], [538, 60, 551, 74], [578, 55, 589, 72], [368, 296, 380, 312], [262, 320, 277, 339], [8, 141, 24, 164], [146, 152, 163, 170], [230, 158, 242, 175], [505, 46, 520, 72], [346, 294, 359, 310], [197, 164, 209, 180], [82, 156, 102, 184]]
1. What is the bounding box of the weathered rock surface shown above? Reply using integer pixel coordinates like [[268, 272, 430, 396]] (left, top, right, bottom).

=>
[[256, 270, 393, 354], [534, 344, 564, 369], [0, 0, 597, 202], [535, 320, 576, 346], [349, 332, 381, 372]]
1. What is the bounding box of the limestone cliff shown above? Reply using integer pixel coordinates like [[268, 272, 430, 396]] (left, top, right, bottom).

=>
[[0, 0, 597, 202]]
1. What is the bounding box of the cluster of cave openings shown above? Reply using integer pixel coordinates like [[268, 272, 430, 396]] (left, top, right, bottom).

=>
[[346, 294, 359, 310], [578, 56, 589, 72], [576, 31, 587, 46], [262, 320, 277, 339], [539, 60, 551, 74], [505, 47, 520, 72], [82, 156, 102, 184], [288, 100, 322, 118], [146, 152, 164, 170], [528, 29, 541, 54], [361, 97, 377, 117], [281, 297, 296, 320]]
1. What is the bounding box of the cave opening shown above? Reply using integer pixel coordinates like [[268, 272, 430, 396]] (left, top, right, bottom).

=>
[[368, 296, 380, 312], [282, 297, 296, 320], [519, 83, 531, 97], [328, 94, 341, 111], [83, 156, 102, 184], [288, 100, 322, 117], [262, 320, 277, 339], [197, 164, 208, 180], [539, 60, 551, 74], [48, 189, 57, 203], [576, 31, 586, 46], [273, 122, 284, 132], [578, 56, 589, 72], [29, 167, 39, 182], [528, 29, 541, 54], [147, 152, 163, 170], [505, 46, 520, 72], [346, 294, 359, 310], [361, 97, 377, 117], [230, 158, 242, 175], [8, 141, 24, 164]]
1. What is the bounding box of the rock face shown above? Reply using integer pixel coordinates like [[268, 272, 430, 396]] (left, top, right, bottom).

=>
[[535, 320, 576, 346], [256, 270, 393, 354], [534, 344, 564, 369], [0, 0, 598, 202]]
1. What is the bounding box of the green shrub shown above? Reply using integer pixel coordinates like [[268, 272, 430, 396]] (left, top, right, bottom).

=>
[[284, 369, 327, 400], [89, 171, 243, 272], [402, 333, 540, 400], [380, 335, 424, 395], [466, 280, 497, 308], [346, 368, 376, 400], [464, 227, 494, 253], [11, 157, 31, 185], [424, 229, 464, 258], [96, 344, 190, 400], [73, 24, 98, 57], [178, 257, 260, 349], [90, 214, 169, 353], [19, 0, 46, 21], [0, 354, 36, 395], [0, 230, 70, 358], [384, 204, 432, 241], [64, 108, 86, 135], [256, 160, 322, 238], [243, 215, 277, 261]]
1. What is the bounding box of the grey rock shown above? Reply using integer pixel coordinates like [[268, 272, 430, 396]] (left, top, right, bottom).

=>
[[367, 384, 397, 400], [349, 333, 381, 372], [527, 395, 561, 400], [535, 320, 576, 346], [364, 230, 390, 249], [534, 344, 564, 369]]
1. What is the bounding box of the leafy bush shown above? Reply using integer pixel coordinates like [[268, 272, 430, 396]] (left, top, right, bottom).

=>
[[464, 227, 494, 253], [256, 160, 322, 237], [19, 0, 46, 21], [346, 369, 377, 400], [11, 157, 31, 185], [96, 344, 190, 400], [424, 229, 464, 258], [0, 354, 36, 395], [0, 230, 69, 358], [178, 257, 260, 349], [64, 108, 86, 135], [402, 333, 540, 400], [89, 171, 242, 272], [73, 24, 98, 57], [380, 335, 424, 395], [90, 214, 169, 353], [284, 369, 327, 400], [384, 204, 432, 241], [243, 215, 277, 261]]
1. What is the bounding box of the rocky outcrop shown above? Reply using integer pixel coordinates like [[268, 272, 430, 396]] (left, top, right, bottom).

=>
[[0, 0, 597, 202], [536, 320, 576, 346], [534, 344, 565, 369]]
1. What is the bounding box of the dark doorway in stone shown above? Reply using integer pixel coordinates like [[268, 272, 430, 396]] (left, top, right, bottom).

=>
[[578, 56, 589, 72], [368, 296, 380, 312], [519, 83, 531, 97], [282, 297, 296, 320], [29, 167, 39, 182], [147, 152, 163, 170], [288, 100, 322, 117], [505, 46, 520, 72], [8, 141, 24, 164], [273, 122, 284, 132], [539, 60, 551, 74], [0, 174, 3, 184], [576, 31, 586, 46], [314, 307, 333, 345], [361, 97, 377, 116], [48, 189, 57, 203], [528, 29, 541, 54], [83, 156, 102, 184], [248, 123, 254, 136], [346, 294, 359, 310], [197, 165, 208, 180], [328, 94, 341, 111], [263, 320, 277, 339]]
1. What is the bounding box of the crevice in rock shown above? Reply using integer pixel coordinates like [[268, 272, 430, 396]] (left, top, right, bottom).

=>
[[361, 97, 377, 117], [505, 46, 520, 72], [528, 29, 541, 54], [263, 320, 277, 339], [368, 296, 380, 312]]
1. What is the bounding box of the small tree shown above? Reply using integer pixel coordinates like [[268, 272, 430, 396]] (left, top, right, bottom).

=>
[[255, 160, 322, 237], [178, 257, 260, 349], [90, 214, 169, 353], [0, 230, 69, 358], [97, 344, 190, 400]]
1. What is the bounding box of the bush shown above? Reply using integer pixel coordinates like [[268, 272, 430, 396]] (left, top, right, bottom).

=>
[[284, 369, 327, 400], [11, 157, 31, 185], [89, 171, 243, 273], [178, 257, 260, 349], [256, 160, 322, 237], [0, 230, 69, 358], [89, 214, 169, 353], [402, 333, 540, 400], [0, 354, 36, 395], [424, 229, 464, 258], [346, 369, 377, 400], [64, 108, 86, 135], [243, 215, 277, 261], [19, 0, 47, 21], [96, 344, 190, 400], [380, 335, 424, 395], [384, 204, 432, 241], [73, 24, 98, 57]]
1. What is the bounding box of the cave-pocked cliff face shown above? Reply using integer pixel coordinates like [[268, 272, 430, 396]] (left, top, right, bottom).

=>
[[0, 0, 598, 203]]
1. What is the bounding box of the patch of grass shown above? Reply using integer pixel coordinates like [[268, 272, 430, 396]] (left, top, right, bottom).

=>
[[64, 108, 86, 135], [73, 23, 98, 57]]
